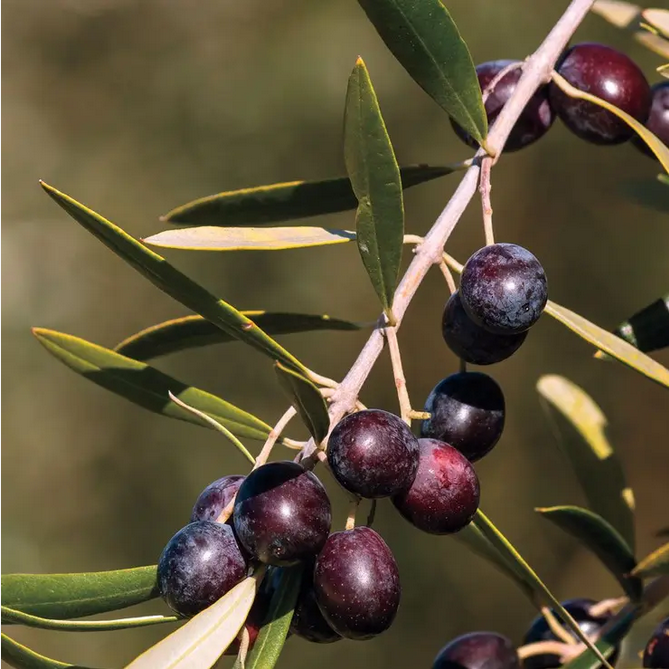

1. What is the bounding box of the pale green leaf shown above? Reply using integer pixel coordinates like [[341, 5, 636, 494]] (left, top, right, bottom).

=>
[[1, 607, 178, 632], [643, 9, 669, 38], [631, 542, 669, 578], [591, 0, 641, 28], [544, 301, 669, 388], [536, 374, 635, 549], [143, 227, 355, 252], [124, 576, 257, 669], [551, 73, 669, 172]]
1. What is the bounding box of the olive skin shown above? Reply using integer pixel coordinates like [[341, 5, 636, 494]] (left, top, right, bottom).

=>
[[314, 527, 400, 640]]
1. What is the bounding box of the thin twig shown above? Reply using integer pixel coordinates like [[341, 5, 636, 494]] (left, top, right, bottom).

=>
[[305, 369, 339, 389], [236, 626, 251, 669], [345, 497, 360, 530], [517, 640, 580, 662], [215, 407, 297, 523], [404, 234, 425, 245], [299, 0, 597, 462], [255, 406, 297, 469], [409, 410, 430, 421], [168, 391, 255, 465], [589, 597, 628, 618], [459, 358, 467, 374], [542, 606, 578, 645], [439, 260, 458, 295], [482, 61, 525, 105], [480, 156, 495, 245], [384, 326, 412, 424]]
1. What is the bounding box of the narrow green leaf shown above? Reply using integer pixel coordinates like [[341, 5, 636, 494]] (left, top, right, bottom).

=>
[[551, 73, 669, 172], [161, 165, 458, 227], [635, 31, 669, 58], [1, 633, 101, 669], [245, 566, 303, 669], [610, 294, 669, 354], [544, 301, 669, 389], [275, 362, 330, 444], [536, 375, 635, 550], [453, 524, 535, 599], [33, 328, 273, 442], [643, 9, 669, 38], [40, 182, 306, 374], [536, 506, 641, 600], [144, 226, 356, 252], [1, 606, 178, 631], [591, 1, 641, 29], [660, 174, 669, 186], [115, 312, 364, 362], [473, 509, 614, 669], [561, 607, 637, 669], [125, 576, 257, 669], [345, 58, 404, 315], [1, 566, 158, 619], [658, 63, 669, 78], [357, 0, 487, 143], [631, 542, 669, 578]]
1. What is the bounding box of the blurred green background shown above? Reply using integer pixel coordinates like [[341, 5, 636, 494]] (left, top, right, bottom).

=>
[[2, 0, 668, 666]]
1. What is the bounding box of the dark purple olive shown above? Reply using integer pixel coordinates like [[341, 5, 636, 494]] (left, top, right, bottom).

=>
[[433, 631, 520, 669], [233, 461, 331, 566], [392, 438, 480, 534], [327, 409, 419, 498], [158, 521, 247, 618], [314, 527, 400, 640]]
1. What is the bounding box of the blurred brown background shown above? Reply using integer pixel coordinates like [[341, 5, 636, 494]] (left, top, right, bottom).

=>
[[2, 0, 668, 666]]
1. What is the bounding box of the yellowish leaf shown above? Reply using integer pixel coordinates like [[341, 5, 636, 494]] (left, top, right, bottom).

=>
[[591, 0, 641, 28], [551, 72, 669, 172], [144, 226, 356, 252], [643, 8, 669, 38], [124, 576, 257, 669]]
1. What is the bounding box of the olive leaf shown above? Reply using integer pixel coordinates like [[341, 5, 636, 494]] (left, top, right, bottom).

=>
[[1, 566, 158, 619], [473, 509, 614, 669], [536, 375, 635, 550], [550, 73, 669, 172], [115, 312, 364, 362], [40, 182, 306, 374], [631, 542, 669, 578], [357, 0, 487, 144], [536, 506, 641, 600], [642, 9, 669, 38], [244, 566, 303, 669], [33, 328, 272, 445], [143, 227, 356, 252], [1, 633, 102, 669], [162, 165, 459, 227], [1, 606, 178, 632], [544, 302, 669, 389], [124, 576, 258, 669], [591, 1, 641, 29], [561, 607, 637, 669], [345, 57, 404, 319], [608, 294, 669, 354]]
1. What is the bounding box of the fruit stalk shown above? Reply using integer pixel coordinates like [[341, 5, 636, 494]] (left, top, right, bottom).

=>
[[300, 0, 597, 462]]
